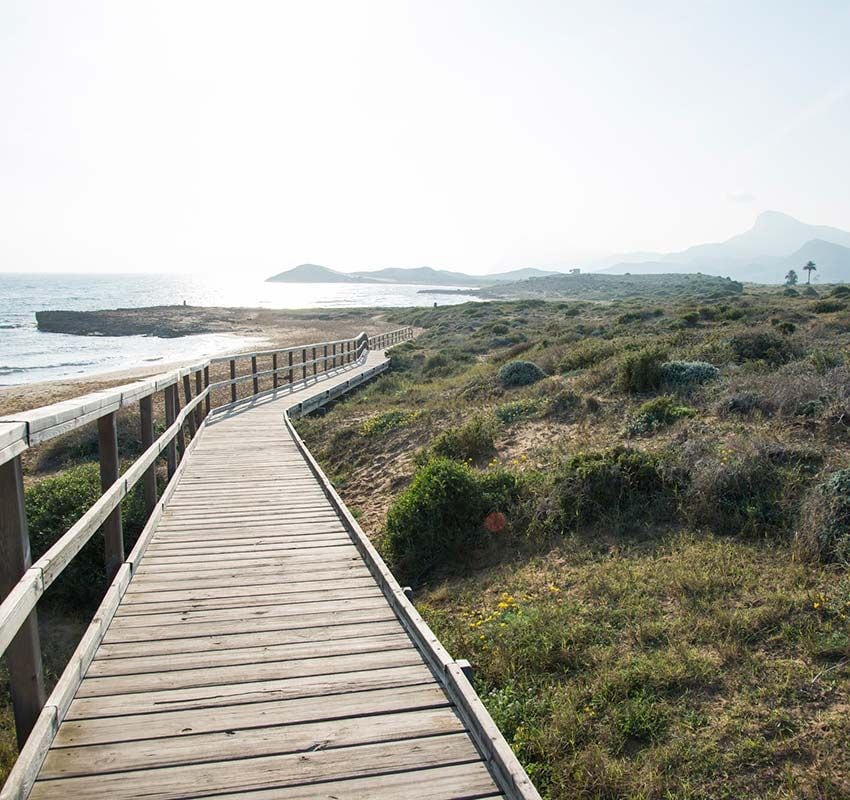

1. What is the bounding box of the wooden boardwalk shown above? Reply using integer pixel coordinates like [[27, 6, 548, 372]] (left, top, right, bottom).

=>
[[4, 346, 539, 800]]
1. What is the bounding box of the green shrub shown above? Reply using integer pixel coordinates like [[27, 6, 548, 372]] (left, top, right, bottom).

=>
[[829, 285, 850, 298], [730, 330, 792, 366], [798, 469, 850, 563], [617, 347, 667, 394], [498, 360, 546, 388], [802, 286, 818, 297], [26, 463, 148, 612], [626, 396, 696, 436], [659, 360, 719, 386], [359, 409, 416, 436], [555, 447, 676, 529], [430, 414, 499, 463], [547, 389, 584, 421], [783, 286, 800, 297], [679, 311, 700, 327], [684, 454, 789, 537], [384, 458, 519, 580], [495, 399, 540, 424], [559, 339, 620, 372], [809, 349, 844, 374], [811, 299, 847, 314], [718, 391, 775, 417]]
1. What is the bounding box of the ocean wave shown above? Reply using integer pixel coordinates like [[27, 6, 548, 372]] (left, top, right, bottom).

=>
[[0, 359, 98, 375]]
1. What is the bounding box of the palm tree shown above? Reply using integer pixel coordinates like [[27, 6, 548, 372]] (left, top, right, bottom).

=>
[[803, 260, 817, 284], [785, 269, 798, 286]]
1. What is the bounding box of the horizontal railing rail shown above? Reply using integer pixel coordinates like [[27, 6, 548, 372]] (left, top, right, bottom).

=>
[[0, 324, 412, 752]]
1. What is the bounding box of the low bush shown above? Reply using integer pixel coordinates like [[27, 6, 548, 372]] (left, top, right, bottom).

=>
[[547, 389, 585, 421], [555, 447, 677, 529], [783, 286, 800, 297], [659, 360, 719, 387], [798, 469, 850, 563], [626, 396, 696, 436], [810, 349, 844, 373], [384, 458, 520, 580], [730, 330, 792, 366], [802, 286, 818, 297], [616, 347, 667, 394], [495, 399, 540, 424], [718, 392, 775, 417], [558, 340, 620, 372], [498, 360, 546, 387], [829, 285, 850, 298], [811, 299, 847, 314], [683, 453, 790, 537], [26, 463, 148, 612], [359, 409, 416, 436], [430, 414, 499, 463]]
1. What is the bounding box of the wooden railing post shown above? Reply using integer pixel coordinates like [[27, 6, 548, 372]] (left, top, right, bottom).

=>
[[164, 384, 177, 478], [229, 359, 237, 403], [194, 370, 204, 428], [182, 374, 197, 437], [139, 395, 157, 516], [302, 349, 307, 380], [203, 366, 211, 417], [0, 456, 46, 747], [312, 347, 317, 377], [97, 411, 124, 582], [332, 343, 337, 367], [323, 345, 328, 373], [251, 356, 259, 395], [288, 352, 294, 384], [273, 353, 279, 390], [173, 383, 186, 456]]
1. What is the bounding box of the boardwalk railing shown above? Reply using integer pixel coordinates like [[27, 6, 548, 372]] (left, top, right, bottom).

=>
[[0, 325, 413, 753]]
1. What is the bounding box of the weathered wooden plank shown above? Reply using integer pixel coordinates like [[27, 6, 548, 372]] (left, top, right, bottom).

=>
[[106, 595, 390, 629], [210, 762, 503, 800], [119, 575, 377, 608], [101, 606, 398, 644], [66, 663, 437, 719], [29, 733, 481, 800], [42, 707, 465, 779], [115, 585, 383, 616], [95, 619, 407, 660], [88, 631, 412, 676], [54, 683, 446, 749]]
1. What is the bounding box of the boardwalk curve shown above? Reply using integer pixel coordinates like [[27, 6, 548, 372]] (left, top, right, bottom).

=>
[[1, 330, 540, 799]]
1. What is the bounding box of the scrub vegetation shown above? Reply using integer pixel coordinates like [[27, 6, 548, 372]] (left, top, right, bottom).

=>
[[296, 286, 850, 800]]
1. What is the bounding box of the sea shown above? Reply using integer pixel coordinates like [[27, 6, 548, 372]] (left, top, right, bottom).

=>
[[0, 272, 479, 387]]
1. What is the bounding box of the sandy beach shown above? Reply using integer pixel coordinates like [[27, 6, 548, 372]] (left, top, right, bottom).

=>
[[0, 306, 398, 416]]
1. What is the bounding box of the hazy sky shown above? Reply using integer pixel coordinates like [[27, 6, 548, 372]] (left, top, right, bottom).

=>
[[2, 1, 849, 275]]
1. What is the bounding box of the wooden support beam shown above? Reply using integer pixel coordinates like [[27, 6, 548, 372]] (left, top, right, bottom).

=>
[[163, 385, 177, 478], [332, 343, 337, 368], [203, 366, 211, 417], [288, 351, 294, 385], [272, 353, 279, 389], [0, 456, 46, 747], [251, 356, 259, 395], [173, 381, 186, 456], [97, 412, 124, 582], [302, 349, 307, 380], [323, 344, 328, 373], [312, 347, 317, 376], [182, 374, 197, 437], [139, 396, 157, 517], [194, 370, 204, 428], [229, 359, 237, 403]]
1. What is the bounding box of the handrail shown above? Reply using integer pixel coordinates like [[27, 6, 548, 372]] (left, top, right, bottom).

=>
[[0, 324, 412, 749]]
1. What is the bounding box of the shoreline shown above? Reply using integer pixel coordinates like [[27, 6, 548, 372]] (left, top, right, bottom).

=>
[[0, 306, 397, 416]]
